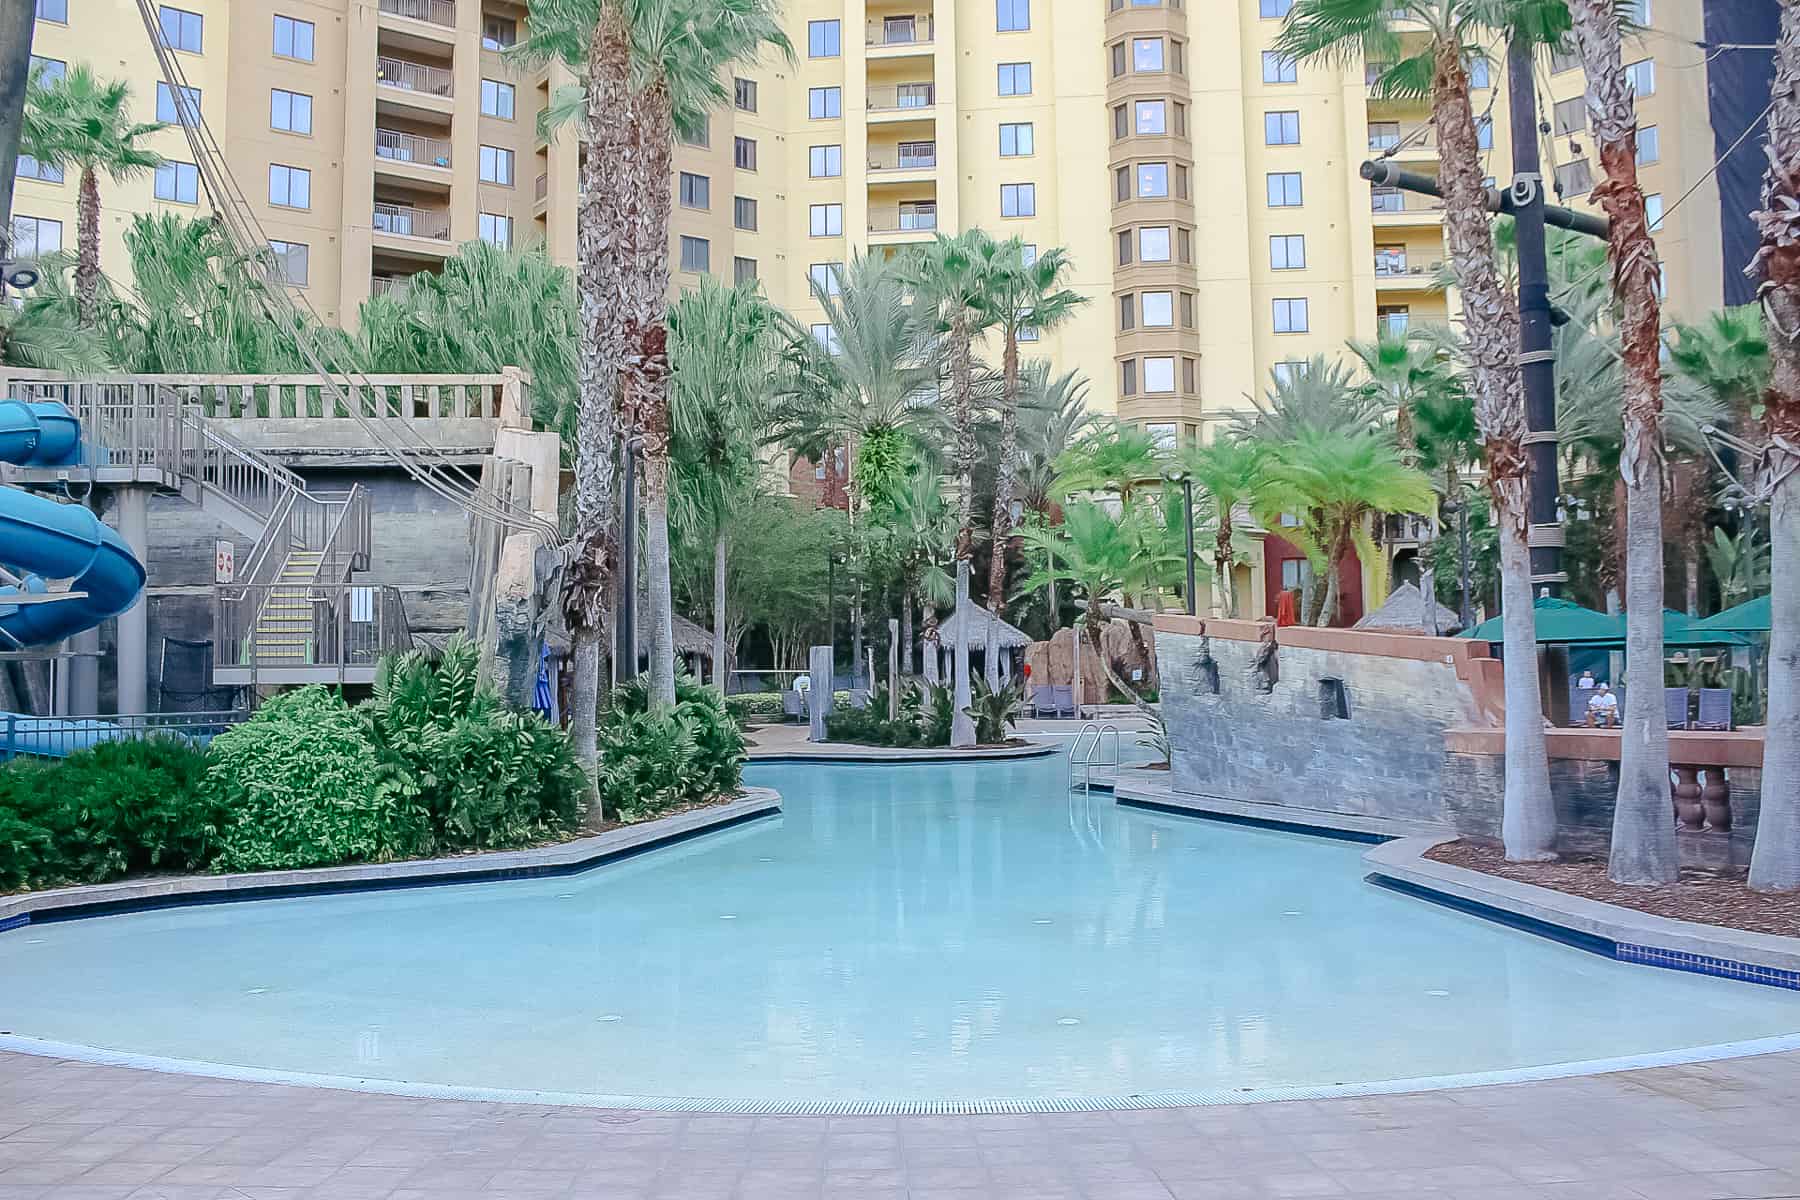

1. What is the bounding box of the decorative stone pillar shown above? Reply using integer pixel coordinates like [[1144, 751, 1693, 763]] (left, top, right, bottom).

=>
[[1671, 765, 1705, 831], [1701, 768, 1732, 831], [808, 645, 833, 743]]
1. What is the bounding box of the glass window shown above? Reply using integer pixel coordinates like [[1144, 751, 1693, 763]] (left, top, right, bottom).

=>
[[1117, 230, 1132, 265], [1110, 42, 1127, 78], [1119, 294, 1135, 331], [735, 136, 757, 171], [1180, 292, 1195, 328], [1178, 227, 1192, 262], [1626, 59, 1655, 97], [480, 212, 513, 247], [1115, 166, 1131, 202], [1646, 192, 1664, 231], [156, 82, 201, 126], [1139, 226, 1171, 261], [1637, 125, 1660, 165], [35, 0, 67, 22], [1133, 38, 1164, 72], [1265, 110, 1300, 145], [809, 203, 844, 236], [1267, 171, 1302, 207], [681, 117, 710, 148], [480, 145, 515, 185], [1137, 163, 1169, 197], [1467, 56, 1490, 89], [808, 87, 842, 119], [1113, 104, 1129, 140], [1555, 159, 1594, 196], [998, 62, 1032, 95], [154, 160, 199, 203], [268, 163, 310, 209], [1144, 356, 1175, 393], [997, 0, 1030, 32], [1378, 305, 1410, 336], [999, 122, 1034, 156], [1273, 360, 1308, 386], [1172, 39, 1185, 74], [1270, 234, 1305, 270], [811, 323, 842, 354], [809, 262, 843, 295], [1550, 44, 1580, 74], [1375, 244, 1407, 275], [482, 14, 517, 49], [1142, 291, 1173, 327], [1135, 101, 1166, 136], [158, 6, 203, 52], [734, 78, 758, 112], [268, 240, 308, 286], [270, 89, 313, 134], [11, 215, 62, 257], [734, 256, 757, 284], [680, 235, 711, 273], [1182, 358, 1197, 394], [808, 19, 841, 57], [15, 153, 63, 183], [1260, 0, 1292, 14], [1021, 243, 1037, 265], [734, 196, 757, 231], [1553, 95, 1586, 137], [679, 172, 710, 209], [1262, 52, 1297, 83], [1476, 116, 1493, 151], [809, 145, 842, 177], [1273, 297, 1309, 333], [29, 56, 66, 84], [274, 15, 315, 61], [1120, 358, 1137, 396], [1000, 182, 1036, 217], [481, 79, 515, 119]]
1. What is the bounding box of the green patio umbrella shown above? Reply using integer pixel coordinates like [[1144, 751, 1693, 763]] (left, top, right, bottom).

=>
[[1662, 610, 1753, 649], [1459, 595, 1624, 645], [1691, 595, 1771, 635]]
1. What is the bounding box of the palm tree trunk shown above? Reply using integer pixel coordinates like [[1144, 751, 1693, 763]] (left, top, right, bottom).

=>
[[713, 530, 728, 690], [1572, 0, 1678, 885], [1086, 601, 1158, 720], [952, 559, 975, 747], [1431, 37, 1555, 861], [1215, 512, 1235, 618], [75, 168, 99, 328], [988, 328, 1023, 616], [902, 586, 914, 677], [1046, 546, 1058, 630], [643, 471, 675, 707], [951, 315, 976, 557], [1749, 0, 1800, 892], [569, 632, 602, 804]]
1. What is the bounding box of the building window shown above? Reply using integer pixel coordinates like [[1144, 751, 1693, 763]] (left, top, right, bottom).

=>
[[809, 262, 843, 295], [808, 19, 841, 56], [1182, 357, 1197, 393], [1115, 166, 1131, 202], [479, 212, 513, 247], [1174, 102, 1188, 135], [156, 82, 201, 126], [1133, 37, 1165, 72], [811, 323, 842, 354], [274, 14, 315, 61], [809, 203, 844, 236], [1646, 192, 1664, 231], [679, 171, 710, 209], [734, 77, 758, 112], [1476, 116, 1493, 151], [1273, 297, 1309, 333], [1555, 158, 1594, 196], [270, 89, 313, 135], [16, 153, 63, 184], [1550, 44, 1580, 74], [1376, 244, 1407, 275], [809, 144, 842, 177], [1001, 182, 1036, 217], [1113, 104, 1129, 140], [1178, 227, 1192, 262], [482, 14, 517, 49], [1265, 110, 1300, 145], [1139, 226, 1171, 261], [1625, 59, 1655, 97], [1110, 41, 1127, 78], [808, 86, 841, 119], [997, 0, 1030, 32], [1378, 304, 1410, 337], [154, 160, 200, 203], [998, 62, 1032, 95], [1117, 230, 1132, 265], [1142, 291, 1173, 327], [158, 5, 203, 52], [1136, 163, 1169, 198], [481, 79, 516, 119], [1021, 243, 1038, 265], [1262, 52, 1297, 84], [734, 196, 758, 231], [1273, 360, 1308, 385], [1119, 293, 1135, 331], [1121, 358, 1137, 396], [734, 256, 757, 284], [735, 136, 757, 171], [29, 56, 66, 84], [480, 145, 515, 185], [681, 117, 710, 148], [1467, 56, 1490, 89], [1180, 292, 1195, 328], [1260, 0, 1293, 14], [1269, 234, 1305, 270], [1637, 125, 1660, 165], [12, 215, 62, 258], [267, 240, 308, 286], [679, 235, 710, 274], [1553, 95, 1586, 137], [1628, 0, 1651, 21], [1267, 171, 1302, 207], [999, 122, 1034, 156], [34, 0, 67, 23], [268, 163, 310, 209], [1144, 356, 1176, 393], [1135, 100, 1166, 136]]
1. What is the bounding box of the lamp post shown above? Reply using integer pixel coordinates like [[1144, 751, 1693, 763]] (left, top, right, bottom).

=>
[[1164, 469, 1197, 617], [1442, 492, 1474, 630]]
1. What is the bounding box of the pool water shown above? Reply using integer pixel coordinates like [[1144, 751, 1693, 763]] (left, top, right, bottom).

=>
[[3, 756, 1796, 1107]]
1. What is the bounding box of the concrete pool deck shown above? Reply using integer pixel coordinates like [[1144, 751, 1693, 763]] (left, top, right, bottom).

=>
[[3, 1046, 1800, 1199]]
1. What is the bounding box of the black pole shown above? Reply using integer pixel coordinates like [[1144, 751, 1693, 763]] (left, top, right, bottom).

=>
[[827, 550, 836, 674], [0, 0, 39, 274], [616, 443, 638, 679], [1358, 160, 1609, 240], [1182, 478, 1196, 616], [1458, 498, 1474, 629]]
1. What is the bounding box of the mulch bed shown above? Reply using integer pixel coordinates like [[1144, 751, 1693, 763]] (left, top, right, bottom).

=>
[[583, 792, 747, 836], [1425, 840, 1800, 938]]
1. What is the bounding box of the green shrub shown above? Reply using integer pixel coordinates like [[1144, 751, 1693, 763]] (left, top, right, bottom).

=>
[[723, 691, 784, 719], [203, 687, 429, 872], [599, 673, 747, 820], [967, 677, 1025, 746], [823, 683, 951, 748]]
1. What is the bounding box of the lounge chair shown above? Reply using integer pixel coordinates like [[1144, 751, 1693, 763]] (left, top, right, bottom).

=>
[[1665, 687, 1691, 731], [1694, 687, 1733, 732], [783, 689, 805, 722]]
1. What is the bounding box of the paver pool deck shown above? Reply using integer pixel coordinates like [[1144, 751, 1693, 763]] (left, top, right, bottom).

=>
[[2, 1046, 1799, 1200]]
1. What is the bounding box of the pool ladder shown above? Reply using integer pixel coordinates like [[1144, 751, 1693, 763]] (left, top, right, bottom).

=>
[[1069, 721, 1120, 793]]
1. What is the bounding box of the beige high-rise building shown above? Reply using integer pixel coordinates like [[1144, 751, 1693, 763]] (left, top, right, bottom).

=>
[[13, 0, 1747, 441]]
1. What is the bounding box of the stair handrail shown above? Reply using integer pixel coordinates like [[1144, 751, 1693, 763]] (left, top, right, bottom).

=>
[[235, 487, 298, 587], [307, 483, 371, 585]]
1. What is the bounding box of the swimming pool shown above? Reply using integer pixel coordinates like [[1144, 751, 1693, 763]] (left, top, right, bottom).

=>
[[3, 756, 1796, 1110]]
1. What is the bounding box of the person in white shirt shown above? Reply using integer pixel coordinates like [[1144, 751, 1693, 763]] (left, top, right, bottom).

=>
[[1577, 670, 1596, 689], [1586, 683, 1619, 728]]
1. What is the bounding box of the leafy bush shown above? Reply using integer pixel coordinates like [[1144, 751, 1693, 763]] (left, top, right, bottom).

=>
[[823, 682, 956, 748], [203, 687, 429, 873], [598, 673, 747, 819], [967, 677, 1025, 746], [0, 737, 217, 890], [723, 691, 784, 719]]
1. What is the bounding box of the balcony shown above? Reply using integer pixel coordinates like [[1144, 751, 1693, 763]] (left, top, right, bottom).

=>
[[535, 172, 548, 201], [377, 56, 454, 99], [868, 140, 936, 175], [1370, 187, 1445, 227], [1368, 123, 1437, 161], [373, 202, 451, 241], [867, 13, 933, 53], [1375, 253, 1439, 290], [868, 82, 935, 117], [371, 275, 411, 298], [379, 0, 455, 28], [869, 203, 937, 244], [375, 128, 451, 168]]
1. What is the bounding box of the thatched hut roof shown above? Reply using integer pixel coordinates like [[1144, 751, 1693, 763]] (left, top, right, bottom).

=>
[[630, 612, 717, 659], [1354, 581, 1463, 636], [935, 598, 1032, 649]]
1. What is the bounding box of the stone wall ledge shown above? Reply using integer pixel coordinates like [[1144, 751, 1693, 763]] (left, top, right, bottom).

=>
[[0, 789, 781, 932], [1445, 726, 1766, 768], [1365, 835, 1800, 984], [1114, 771, 1450, 842]]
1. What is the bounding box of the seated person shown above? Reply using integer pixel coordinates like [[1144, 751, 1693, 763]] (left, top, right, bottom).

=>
[[1586, 683, 1619, 728], [1577, 670, 1596, 689]]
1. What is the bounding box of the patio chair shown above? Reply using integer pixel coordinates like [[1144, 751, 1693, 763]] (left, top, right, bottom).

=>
[[1052, 684, 1075, 718], [848, 688, 871, 710], [1694, 688, 1733, 732], [1665, 687, 1691, 731], [782, 689, 805, 722], [1029, 683, 1061, 718]]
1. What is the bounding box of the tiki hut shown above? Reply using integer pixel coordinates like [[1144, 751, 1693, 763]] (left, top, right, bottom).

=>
[[933, 599, 1032, 684], [1353, 581, 1463, 636], [635, 613, 723, 678]]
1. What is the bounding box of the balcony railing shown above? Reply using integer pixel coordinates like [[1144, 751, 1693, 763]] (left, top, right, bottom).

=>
[[1369, 126, 1435, 153], [868, 143, 937, 171], [867, 83, 935, 112], [378, 0, 456, 27], [371, 275, 411, 298], [1371, 187, 1442, 216], [376, 56, 454, 98], [1374, 253, 1409, 276], [867, 15, 933, 46], [375, 128, 452, 168], [373, 202, 451, 240], [869, 205, 937, 233], [535, 172, 549, 201]]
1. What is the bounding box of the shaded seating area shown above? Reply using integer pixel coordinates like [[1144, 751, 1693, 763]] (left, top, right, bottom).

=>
[[1353, 581, 1464, 636], [933, 599, 1032, 686]]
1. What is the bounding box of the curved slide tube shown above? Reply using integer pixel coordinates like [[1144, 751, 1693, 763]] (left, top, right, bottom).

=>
[[0, 399, 148, 649]]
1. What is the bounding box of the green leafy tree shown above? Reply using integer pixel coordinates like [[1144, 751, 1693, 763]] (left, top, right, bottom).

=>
[[1180, 437, 1266, 618], [1016, 363, 1095, 629]]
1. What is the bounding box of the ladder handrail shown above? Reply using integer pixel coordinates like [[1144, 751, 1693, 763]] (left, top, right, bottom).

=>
[[1069, 721, 1121, 793]]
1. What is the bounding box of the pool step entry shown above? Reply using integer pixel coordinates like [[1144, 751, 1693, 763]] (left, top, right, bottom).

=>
[[1069, 722, 1120, 793]]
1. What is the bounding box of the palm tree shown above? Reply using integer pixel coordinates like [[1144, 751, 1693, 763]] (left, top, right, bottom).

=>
[[1746, 0, 1800, 892], [879, 471, 955, 678], [1668, 306, 1770, 434], [1053, 421, 1167, 507], [975, 238, 1086, 618], [21, 65, 164, 328], [1232, 355, 1385, 442], [1348, 328, 1459, 460], [1277, 0, 1559, 862], [1180, 437, 1265, 618], [1017, 363, 1095, 627]]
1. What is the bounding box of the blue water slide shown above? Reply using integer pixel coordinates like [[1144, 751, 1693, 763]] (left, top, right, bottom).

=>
[[0, 398, 148, 649]]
